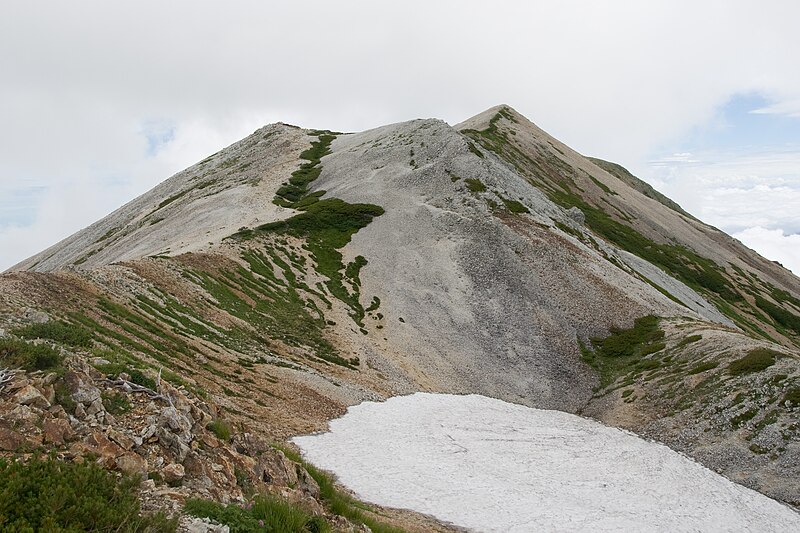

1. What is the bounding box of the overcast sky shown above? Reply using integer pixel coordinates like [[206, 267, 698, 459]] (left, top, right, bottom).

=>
[[1, 1, 799, 273]]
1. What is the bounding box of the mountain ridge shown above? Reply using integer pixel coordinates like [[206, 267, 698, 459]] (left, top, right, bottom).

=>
[[1, 105, 800, 525]]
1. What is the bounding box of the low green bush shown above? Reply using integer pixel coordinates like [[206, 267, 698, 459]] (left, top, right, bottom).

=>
[[0, 456, 176, 531], [676, 334, 702, 347], [271, 445, 405, 533], [728, 348, 779, 376], [783, 386, 800, 405], [688, 361, 718, 375], [12, 320, 93, 348], [0, 338, 62, 371], [464, 178, 487, 193], [95, 362, 158, 390], [591, 315, 664, 359]]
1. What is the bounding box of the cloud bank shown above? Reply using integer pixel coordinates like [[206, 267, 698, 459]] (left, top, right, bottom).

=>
[[1, 1, 799, 273]]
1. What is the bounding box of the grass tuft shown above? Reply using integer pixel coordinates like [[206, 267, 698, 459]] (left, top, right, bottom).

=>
[[728, 348, 779, 376]]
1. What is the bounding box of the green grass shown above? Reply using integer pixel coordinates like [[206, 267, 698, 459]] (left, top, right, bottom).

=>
[[0, 338, 62, 371], [0, 456, 176, 532], [581, 316, 666, 389], [587, 174, 616, 195], [500, 197, 529, 214], [207, 419, 233, 441], [755, 296, 800, 335], [12, 320, 94, 348], [731, 408, 758, 429], [234, 199, 383, 332], [466, 141, 484, 158], [464, 178, 487, 193], [728, 348, 779, 375], [226, 133, 384, 364], [185, 495, 329, 533], [688, 361, 719, 375], [462, 110, 744, 308], [272, 445, 405, 533], [273, 134, 335, 207], [783, 386, 800, 405]]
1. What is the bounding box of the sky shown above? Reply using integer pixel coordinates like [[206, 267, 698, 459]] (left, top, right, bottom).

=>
[[1, 1, 798, 273]]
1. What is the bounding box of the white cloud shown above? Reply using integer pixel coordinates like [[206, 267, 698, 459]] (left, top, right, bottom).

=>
[[751, 99, 800, 118], [647, 146, 800, 240], [1, 1, 800, 270], [733, 227, 800, 274]]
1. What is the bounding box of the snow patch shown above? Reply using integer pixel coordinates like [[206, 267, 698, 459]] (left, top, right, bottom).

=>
[[294, 393, 800, 532]]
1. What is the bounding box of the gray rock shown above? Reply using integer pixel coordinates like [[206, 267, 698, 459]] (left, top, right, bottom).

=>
[[86, 397, 104, 416], [566, 206, 585, 225], [180, 516, 230, 533], [163, 463, 185, 483], [64, 370, 101, 405], [12, 384, 50, 409]]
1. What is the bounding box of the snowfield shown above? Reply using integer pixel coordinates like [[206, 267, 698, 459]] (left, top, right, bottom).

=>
[[293, 393, 800, 532]]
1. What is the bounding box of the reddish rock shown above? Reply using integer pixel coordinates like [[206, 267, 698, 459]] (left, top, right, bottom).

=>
[[115, 452, 147, 476], [42, 418, 73, 445], [82, 431, 124, 468], [0, 427, 26, 451]]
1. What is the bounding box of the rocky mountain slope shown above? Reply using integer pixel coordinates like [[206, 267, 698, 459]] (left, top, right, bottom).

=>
[[2, 105, 800, 527]]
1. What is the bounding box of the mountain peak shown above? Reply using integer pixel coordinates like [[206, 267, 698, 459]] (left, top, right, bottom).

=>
[[3, 105, 800, 514]]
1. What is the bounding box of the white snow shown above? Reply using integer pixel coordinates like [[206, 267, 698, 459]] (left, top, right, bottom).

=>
[[293, 393, 800, 532]]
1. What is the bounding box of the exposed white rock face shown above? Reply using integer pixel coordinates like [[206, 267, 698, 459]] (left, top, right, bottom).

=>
[[294, 393, 800, 533]]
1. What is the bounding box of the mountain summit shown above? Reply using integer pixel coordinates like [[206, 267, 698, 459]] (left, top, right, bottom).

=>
[[2, 106, 799, 525]]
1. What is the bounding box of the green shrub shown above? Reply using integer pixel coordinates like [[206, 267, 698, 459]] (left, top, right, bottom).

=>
[[755, 296, 800, 335], [782, 386, 800, 406], [102, 391, 132, 415], [0, 338, 62, 371], [54, 381, 77, 414], [676, 334, 702, 347], [95, 363, 157, 390], [464, 178, 487, 193], [501, 198, 529, 214], [688, 361, 718, 375], [591, 315, 664, 359], [0, 456, 176, 531], [207, 419, 232, 441], [728, 348, 779, 375], [640, 342, 666, 356], [13, 320, 93, 348], [185, 494, 329, 533]]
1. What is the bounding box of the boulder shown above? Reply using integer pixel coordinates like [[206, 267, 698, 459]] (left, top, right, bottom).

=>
[[82, 431, 124, 468], [162, 463, 185, 484], [42, 418, 74, 445], [63, 370, 101, 405], [0, 427, 26, 451], [157, 406, 193, 461], [12, 384, 50, 409], [180, 516, 230, 533], [296, 465, 321, 499], [115, 452, 147, 476], [107, 428, 136, 450], [86, 397, 104, 416]]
